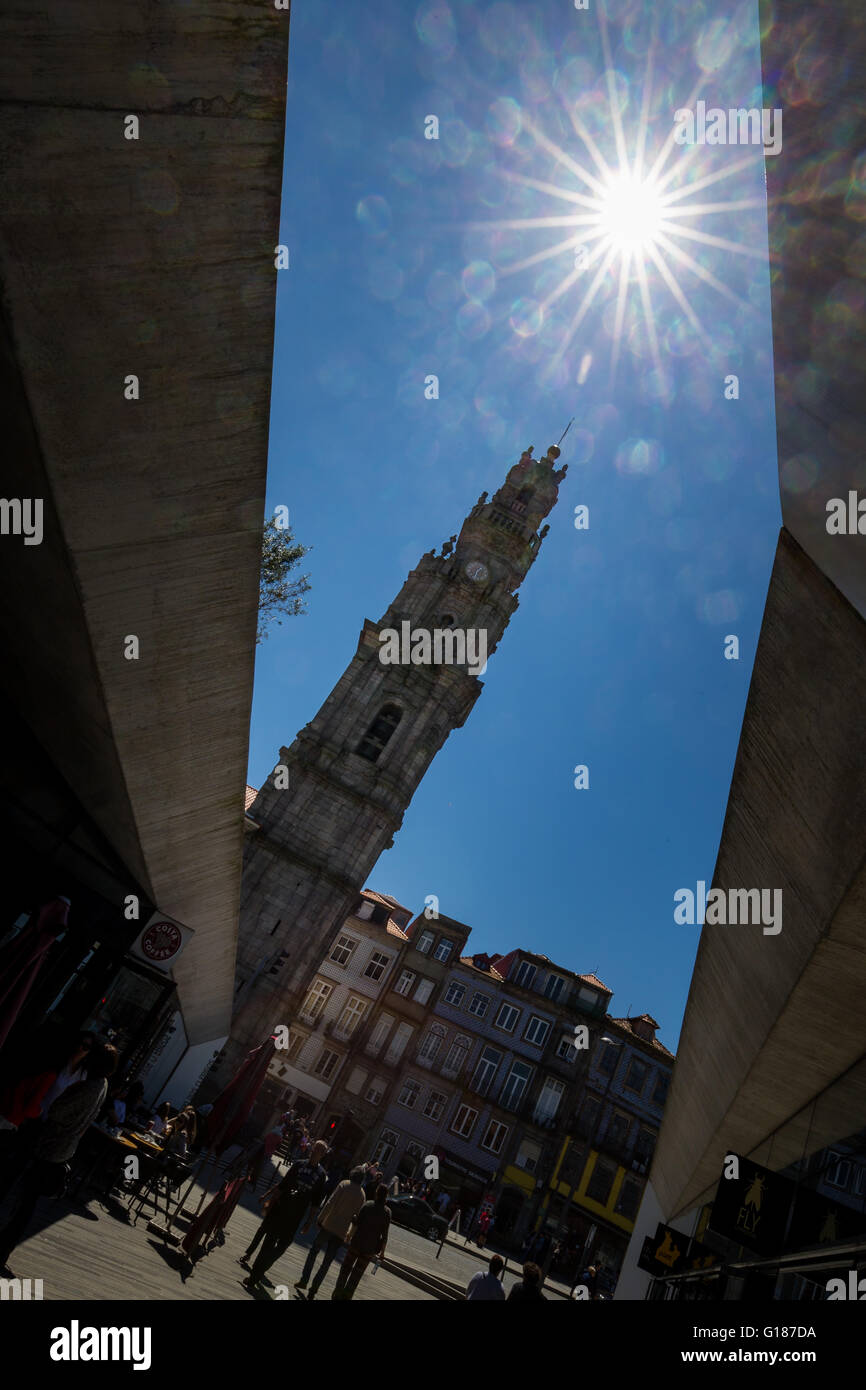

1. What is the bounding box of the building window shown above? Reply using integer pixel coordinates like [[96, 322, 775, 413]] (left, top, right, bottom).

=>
[[365, 1076, 386, 1105], [586, 1156, 617, 1205], [434, 940, 453, 963], [384, 1022, 414, 1066], [398, 1078, 422, 1110], [500, 1060, 532, 1110], [398, 1141, 425, 1178], [444, 981, 465, 1007], [279, 1030, 305, 1063], [524, 1016, 550, 1047], [826, 1152, 851, 1189], [481, 1120, 508, 1155], [330, 934, 358, 967], [514, 960, 537, 988], [597, 1040, 619, 1075], [335, 995, 367, 1039], [494, 1003, 520, 1033], [414, 978, 434, 1005], [300, 979, 332, 1023], [416, 931, 434, 955], [345, 1066, 367, 1095], [314, 1048, 340, 1081], [423, 1089, 447, 1122], [470, 1046, 502, 1097], [441, 1035, 470, 1080], [633, 1127, 657, 1169], [556, 1035, 577, 1063], [854, 1167, 866, 1198], [417, 1023, 446, 1063], [652, 1071, 670, 1106], [515, 1137, 541, 1174], [468, 992, 489, 1018], [450, 1104, 479, 1139], [543, 974, 565, 1002], [615, 1178, 643, 1220], [394, 970, 415, 996], [624, 1056, 649, 1095], [607, 1111, 631, 1147], [373, 1128, 399, 1165], [364, 951, 391, 982], [580, 1095, 601, 1136], [533, 1077, 564, 1125], [577, 985, 599, 1009], [356, 704, 402, 762], [365, 1013, 394, 1057]]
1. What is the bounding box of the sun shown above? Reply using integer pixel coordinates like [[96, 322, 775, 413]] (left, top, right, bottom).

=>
[[467, 13, 767, 389], [595, 171, 665, 255]]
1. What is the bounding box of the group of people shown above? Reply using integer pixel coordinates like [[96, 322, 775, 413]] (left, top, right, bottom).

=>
[[466, 1255, 548, 1301], [236, 1142, 391, 1301]]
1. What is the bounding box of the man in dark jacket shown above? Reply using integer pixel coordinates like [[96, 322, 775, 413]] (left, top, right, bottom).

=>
[[332, 1183, 390, 1300], [242, 1139, 328, 1291], [507, 1261, 547, 1301]]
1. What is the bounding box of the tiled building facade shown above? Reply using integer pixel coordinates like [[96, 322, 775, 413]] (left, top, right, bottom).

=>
[[543, 1014, 674, 1274], [254, 889, 675, 1279]]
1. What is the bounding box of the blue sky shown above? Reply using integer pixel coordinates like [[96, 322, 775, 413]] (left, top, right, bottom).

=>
[[249, 0, 781, 1051]]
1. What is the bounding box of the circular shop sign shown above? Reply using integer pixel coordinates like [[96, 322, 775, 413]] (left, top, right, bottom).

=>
[[140, 920, 183, 963]]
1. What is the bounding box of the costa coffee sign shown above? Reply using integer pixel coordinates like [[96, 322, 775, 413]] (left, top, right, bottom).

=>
[[129, 910, 193, 974]]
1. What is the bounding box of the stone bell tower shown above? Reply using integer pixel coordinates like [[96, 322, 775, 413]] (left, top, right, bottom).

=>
[[209, 444, 568, 1090]]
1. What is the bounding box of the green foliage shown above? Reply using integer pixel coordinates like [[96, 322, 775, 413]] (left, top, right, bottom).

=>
[[257, 516, 311, 643]]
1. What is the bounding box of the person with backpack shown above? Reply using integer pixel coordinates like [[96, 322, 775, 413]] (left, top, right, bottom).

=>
[[241, 1140, 328, 1291], [331, 1182, 390, 1301]]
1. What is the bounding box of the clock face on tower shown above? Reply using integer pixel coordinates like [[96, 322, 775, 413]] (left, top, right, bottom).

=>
[[465, 560, 488, 583]]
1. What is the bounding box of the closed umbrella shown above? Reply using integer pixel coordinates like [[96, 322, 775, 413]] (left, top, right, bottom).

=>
[[204, 1036, 276, 1154], [0, 897, 70, 1055]]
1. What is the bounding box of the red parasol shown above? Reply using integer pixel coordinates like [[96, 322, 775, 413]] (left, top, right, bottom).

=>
[[204, 1036, 276, 1154], [0, 897, 70, 1056]]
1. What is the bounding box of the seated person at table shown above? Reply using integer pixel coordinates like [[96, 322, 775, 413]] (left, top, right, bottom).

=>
[[163, 1112, 193, 1158], [0, 1043, 119, 1273], [149, 1102, 173, 1137]]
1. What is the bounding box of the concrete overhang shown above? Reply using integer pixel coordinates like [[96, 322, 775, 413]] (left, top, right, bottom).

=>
[[654, 530, 866, 1219], [0, 4, 289, 1042]]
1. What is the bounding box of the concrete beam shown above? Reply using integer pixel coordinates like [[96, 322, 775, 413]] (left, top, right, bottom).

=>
[[655, 530, 866, 1218], [0, 2, 289, 1041]]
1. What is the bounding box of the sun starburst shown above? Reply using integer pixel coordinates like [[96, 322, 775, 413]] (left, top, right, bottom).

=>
[[469, 18, 767, 392]]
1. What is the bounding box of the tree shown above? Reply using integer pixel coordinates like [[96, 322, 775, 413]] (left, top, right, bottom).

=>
[[257, 515, 311, 643]]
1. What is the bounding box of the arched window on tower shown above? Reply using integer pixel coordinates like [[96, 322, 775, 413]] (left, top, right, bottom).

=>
[[511, 487, 532, 516], [355, 703, 402, 762]]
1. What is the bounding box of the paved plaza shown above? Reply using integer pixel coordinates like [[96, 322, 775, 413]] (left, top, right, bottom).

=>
[[0, 1158, 573, 1303]]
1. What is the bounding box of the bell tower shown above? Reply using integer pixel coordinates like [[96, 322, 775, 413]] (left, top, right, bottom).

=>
[[211, 444, 568, 1088]]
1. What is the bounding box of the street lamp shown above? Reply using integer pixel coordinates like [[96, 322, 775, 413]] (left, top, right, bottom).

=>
[[543, 1034, 625, 1283]]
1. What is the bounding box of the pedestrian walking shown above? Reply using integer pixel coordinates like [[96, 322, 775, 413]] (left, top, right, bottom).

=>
[[507, 1261, 547, 1302], [466, 1254, 506, 1301], [477, 1208, 491, 1248], [241, 1140, 328, 1291], [294, 1164, 365, 1300], [331, 1183, 390, 1301], [0, 1042, 119, 1274]]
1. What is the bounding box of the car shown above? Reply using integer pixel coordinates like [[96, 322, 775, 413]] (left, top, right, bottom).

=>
[[385, 1194, 449, 1242]]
